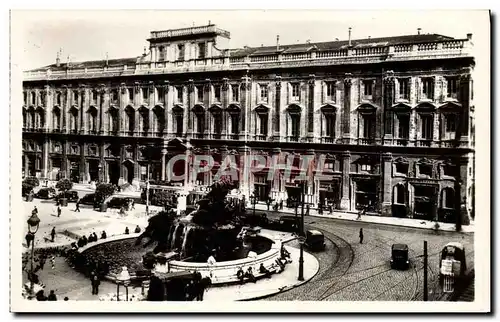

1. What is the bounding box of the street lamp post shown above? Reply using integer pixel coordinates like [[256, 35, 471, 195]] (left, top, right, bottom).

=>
[[298, 236, 305, 281], [27, 213, 41, 296], [250, 192, 257, 217]]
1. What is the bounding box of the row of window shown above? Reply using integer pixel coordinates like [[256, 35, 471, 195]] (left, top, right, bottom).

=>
[[23, 76, 462, 108], [157, 42, 206, 61]]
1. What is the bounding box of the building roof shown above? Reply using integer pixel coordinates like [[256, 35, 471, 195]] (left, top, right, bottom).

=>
[[26, 33, 457, 73]]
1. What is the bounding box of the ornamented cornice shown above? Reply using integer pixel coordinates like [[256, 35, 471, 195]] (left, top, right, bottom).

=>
[[384, 70, 395, 86]]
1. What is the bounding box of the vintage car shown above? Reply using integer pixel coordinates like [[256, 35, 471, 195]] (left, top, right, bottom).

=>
[[55, 190, 79, 203], [390, 243, 410, 270], [305, 230, 326, 251]]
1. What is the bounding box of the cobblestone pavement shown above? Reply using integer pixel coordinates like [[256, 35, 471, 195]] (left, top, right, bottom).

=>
[[264, 215, 474, 301]]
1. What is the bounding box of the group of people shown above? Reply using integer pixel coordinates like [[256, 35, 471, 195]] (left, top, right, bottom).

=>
[[35, 290, 68, 301], [184, 272, 212, 301], [75, 231, 107, 248]]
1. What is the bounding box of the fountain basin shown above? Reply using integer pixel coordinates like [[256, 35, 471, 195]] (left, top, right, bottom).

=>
[[167, 232, 282, 285]]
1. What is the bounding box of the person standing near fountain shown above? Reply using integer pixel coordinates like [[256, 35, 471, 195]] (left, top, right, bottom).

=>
[[207, 251, 216, 278]]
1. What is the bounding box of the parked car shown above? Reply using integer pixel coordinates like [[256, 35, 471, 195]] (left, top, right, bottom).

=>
[[34, 187, 56, 199], [79, 193, 96, 205], [241, 212, 269, 227], [55, 190, 79, 203], [107, 197, 133, 209], [305, 229, 326, 251], [275, 215, 300, 232], [390, 243, 410, 270]]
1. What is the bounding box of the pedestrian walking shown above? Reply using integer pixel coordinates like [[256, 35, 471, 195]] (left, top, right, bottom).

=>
[[359, 228, 364, 244], [32, 206, 38, 215], [266, 198, 271, 211], [57, 205, 61, 218], [306, 204, 310, 216], [357, 206, 366, 220], [279, 200, 283, 210], [50, 227, 56, 242], [75, 200, 81, 212], [329, 204, 333, 215]]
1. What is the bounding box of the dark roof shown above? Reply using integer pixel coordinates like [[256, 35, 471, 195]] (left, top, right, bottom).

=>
[[28, 57, 140, 72], [229, 33, 456, 57], [27, 33, 457, 72]]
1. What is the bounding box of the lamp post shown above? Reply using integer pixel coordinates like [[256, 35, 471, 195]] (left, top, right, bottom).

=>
[[146, 164, 150, 216], [298, 236, 305, 281], [250, 192, 257, 217], [297, 182, 306, 281], [27, 213, 40, 296], [98, 162, 103, 183], [116, 266, 131, 301]]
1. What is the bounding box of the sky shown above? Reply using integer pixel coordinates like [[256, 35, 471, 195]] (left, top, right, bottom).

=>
[[14, 10, 488, 71]]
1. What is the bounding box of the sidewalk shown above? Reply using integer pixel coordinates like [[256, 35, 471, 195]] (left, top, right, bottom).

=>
[[252, 203, 474, 233]]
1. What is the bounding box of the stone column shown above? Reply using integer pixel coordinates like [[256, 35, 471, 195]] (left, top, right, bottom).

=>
[[98, 87, 105, 134], [459, 73, 471, 144], [241, 76, 251, 135], [62, 86, 69, 132], [80, 142, 86, 183], [132, 144, 140, 187], [203, 145, 211, 186], [274, 76, 282, 140], [118, 144, 125, 186], [42, 139, 49, 179], [381, 152, 393, 216], [270, 147, 282, 200], [44, 85, 52, 133], [62, 140, 68, 179], [340, 151, 351, 210], [187, 80, 194, 136], [342, 74, 353, 143], [184, 146, 192, 188], [383, 72, 395, 139], [307, 75, 315, 139], [457, 156, 471, 225], [239, 145, 250, 197], [100, 144, 105, 182], [160, 148, 167, 181]]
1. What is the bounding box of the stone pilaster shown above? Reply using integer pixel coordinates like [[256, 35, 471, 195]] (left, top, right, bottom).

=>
[[381, 152, 393, 216], [44, 85, 52, 132], [383, 71, 395, 138], [459, 73, 471, 144], [307, 75, 315, 138], [80, 142, 86, 183], [342, 74, 353, 143], [340, 151, 351, 210], [118, 144, 125, 186], [239, 146, 250, 197], [161, 148, 167, 181], [274, 76, 282, 139], [240, 76, 251, 135], [187, 80, 195, 136]]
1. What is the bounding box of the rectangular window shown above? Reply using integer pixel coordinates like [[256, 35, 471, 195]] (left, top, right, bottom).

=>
[[398, 78, 410, 100], [157, 87, 165, 102], [395, 163, 409, 175], [259, 114, 268, 135], [232, 85, 239, 101], [363, 114, 375, 138], [158, 46, 165, 61], [260, 85, 268, 101], [177, 44, 185, 61], [23, 92, 27, 105], [447, 77, 458, 99], [422, 78, 435, 100], [291, 83, 300, 100], [31, 92, 36, 105], [198, 43, 206, 59], [177, 87, 183, 103], [197, 86, 204, 102], [73, 91, 79, 103], [397, 114, 410, 139], [112, 90, 119, 101], [420, 114, 433, 139], [128, 88, 134, 102], [326, 82, 336, 101], [142, 88, 148, 100], [360, 164, 372, 171], [214, 85, 221, 102], [446, 114, 457, 132], [363, 80, 373, 98], [419, 164, 432, 177], [443, 165, 457, 177], [176, 115, 183, 135]]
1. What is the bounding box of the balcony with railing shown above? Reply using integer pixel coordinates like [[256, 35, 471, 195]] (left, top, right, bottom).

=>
[[417, 139, 432, 147], [23, 38, 472, 81], [321, 137, 335, 144], [229, 133, 240, 140], [255, 134, 267, 141], [287, 136, 300, 142], [358, 138, 376, 145]]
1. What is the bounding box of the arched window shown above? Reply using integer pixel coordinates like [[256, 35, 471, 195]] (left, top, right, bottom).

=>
[[209, 106, 222, 136], [321, 105, 336, 138], [125, 106, 135, 134], [192, 105, 205, 134], [227, 104, 240, 136], [442, 187, 455, 209], [69, 107, 78, 132], [22, 109, 27, 128], [108, 106, 119, 133], [153, 105, 165, 135], [87, 106, 98, 132], [139, 106, 150, 133], [287, 105, 301, 139], [52, 107, 61, 130], [173, 106, 184, 136], [28, 107, 35, 128]]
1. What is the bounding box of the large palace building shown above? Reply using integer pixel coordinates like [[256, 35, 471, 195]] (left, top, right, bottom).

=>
[[22, 24, 475, 224]]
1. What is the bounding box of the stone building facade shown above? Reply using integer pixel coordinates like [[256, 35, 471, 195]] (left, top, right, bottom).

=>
[[22, 24, 475, 224]]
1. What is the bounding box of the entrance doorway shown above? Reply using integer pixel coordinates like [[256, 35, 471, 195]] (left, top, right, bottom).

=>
[[88, 159, 100, 182], [108, 161, 120, 185], [413, 185, 438, 221], [123, 160, 135, 184], [319, 180, 340, 210], [69, 160, 80, 183], [355, 179, 378, 211]]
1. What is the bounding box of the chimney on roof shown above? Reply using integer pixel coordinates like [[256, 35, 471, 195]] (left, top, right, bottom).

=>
[[276, 35, 280, 51], [417, 28, 422, 35], [56, 49, 61, 67], [467, 33, 473, 40], [368, 36, 371, 39], [348, 27, 352, 46], [105, 52, 109, 66], [66, 55, 71, 67]]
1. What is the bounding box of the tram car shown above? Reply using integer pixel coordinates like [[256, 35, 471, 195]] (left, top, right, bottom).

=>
[[439, 242, 467, 286]]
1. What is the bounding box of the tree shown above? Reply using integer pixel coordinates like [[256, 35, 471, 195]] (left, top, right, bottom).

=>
[[150, 190, 173, 207], [56, 178, 73, 192], [95, 183, 117, 205], [22, 177, 39, 195]]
